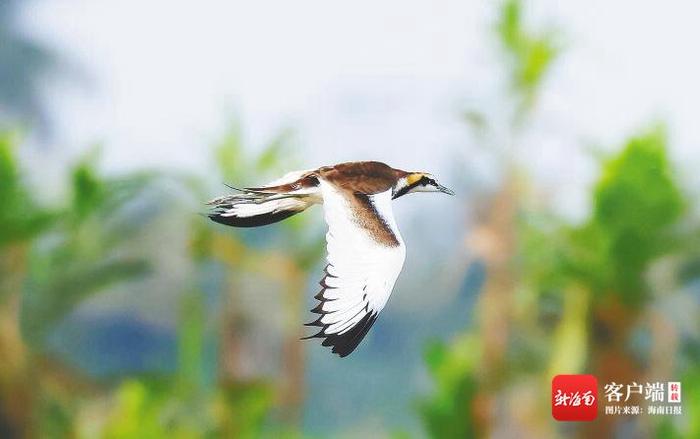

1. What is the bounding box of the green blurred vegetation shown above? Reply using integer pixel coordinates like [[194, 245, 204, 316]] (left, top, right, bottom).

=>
[[418, 1, 700, 438], [21, 151, 157, 347], [496, 0, 560, 115], [420, 124, 700, 438], [0, 124, 323, 438], [1, 0, 698, 438]]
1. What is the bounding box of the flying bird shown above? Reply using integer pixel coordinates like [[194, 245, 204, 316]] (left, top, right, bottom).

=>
[[207, 161, 454, 357]]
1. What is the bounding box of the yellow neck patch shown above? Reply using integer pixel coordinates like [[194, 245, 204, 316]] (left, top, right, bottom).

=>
[[406, 173, 425, 186]]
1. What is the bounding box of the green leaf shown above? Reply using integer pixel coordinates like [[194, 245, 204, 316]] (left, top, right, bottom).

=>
[[70, 150, 106, 220], [0, 131, 54, 247], [495, 0, 560, 114]]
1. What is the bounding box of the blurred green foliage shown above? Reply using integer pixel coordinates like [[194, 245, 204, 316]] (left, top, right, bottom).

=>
[[419, 336, 480, 439], [20, 150, 158, 346], [564, 129, 685, 304], [1, 0, 698, 437], [496, 0, 559, 115], [98, 293, 275, 439], [419, 2, 698, 438], [0, 127, 313, 437], [0, 132, 53, 248], [420, 123, 697, 438]]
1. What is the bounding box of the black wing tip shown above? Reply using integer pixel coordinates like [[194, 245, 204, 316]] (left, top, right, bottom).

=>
[[327, 312, 379, 357], [310, 302, 330, 315], [323, 265, 338, 278], [300, 332, 323, 341], [207, 210, 298, 228], [302, 311, 379, 358], [302, 264, 380, 358], [334, 349, 352, 357], [304, 316, 324, 327]]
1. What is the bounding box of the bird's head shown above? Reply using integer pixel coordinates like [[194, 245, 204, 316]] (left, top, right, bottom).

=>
[[392, 172, 455, 199]]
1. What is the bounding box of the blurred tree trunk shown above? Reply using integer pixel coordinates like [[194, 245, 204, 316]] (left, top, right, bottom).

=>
[[278, 262, 306, 426], [585, 298, 644, 438], [220, 306, 245, 382], [468, 174, 518, 435], [642, 307, 679, 433], [213, 235, 246, 384], [0, 244, 31, 438], [213, 236, 306, 427]]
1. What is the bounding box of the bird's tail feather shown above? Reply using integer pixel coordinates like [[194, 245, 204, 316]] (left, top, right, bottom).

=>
[[207, 191, 314, 228]]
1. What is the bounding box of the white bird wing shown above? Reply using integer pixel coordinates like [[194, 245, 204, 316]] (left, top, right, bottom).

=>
[[304, 180, 406, 357], [208, 168, 321, 227]]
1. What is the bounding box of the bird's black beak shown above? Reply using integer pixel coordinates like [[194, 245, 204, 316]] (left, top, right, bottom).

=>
[[436, 184, 455, 195]]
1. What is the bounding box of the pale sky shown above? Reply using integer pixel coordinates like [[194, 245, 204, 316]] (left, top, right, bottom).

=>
[[19, 0, 700, 221]]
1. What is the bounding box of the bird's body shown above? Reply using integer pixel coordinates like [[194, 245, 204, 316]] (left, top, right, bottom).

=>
[[207, 161, 453, 357]]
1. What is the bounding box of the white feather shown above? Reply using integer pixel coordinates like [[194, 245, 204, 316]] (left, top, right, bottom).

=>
[[220, 197, 307, 218], [316, 181, 406, 336], [262, 168, 315, 187]]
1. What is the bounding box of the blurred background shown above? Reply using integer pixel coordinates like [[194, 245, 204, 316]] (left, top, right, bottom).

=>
[[1, 0, 700, 437]]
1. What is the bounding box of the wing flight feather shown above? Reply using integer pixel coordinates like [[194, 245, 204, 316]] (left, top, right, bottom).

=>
[[304, 180, 406, 357]]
